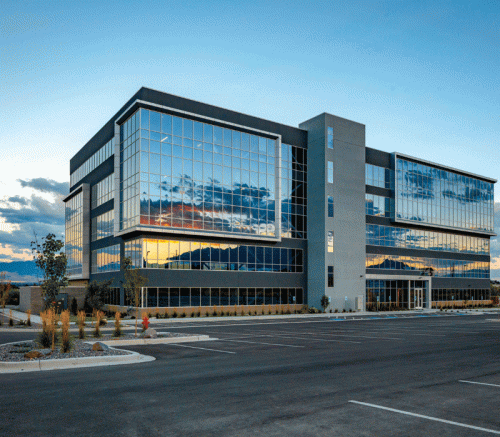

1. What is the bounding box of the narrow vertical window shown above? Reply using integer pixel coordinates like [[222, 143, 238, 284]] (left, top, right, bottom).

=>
[[328, 266, 334, 287], [327, 127, 334, 149], [328, 196, 334, 217], [328, 231, 334, 253], [328, 161, 333, 184]]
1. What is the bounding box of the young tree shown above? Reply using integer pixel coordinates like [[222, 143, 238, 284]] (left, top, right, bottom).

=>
[[122, 257, 148, 337], [320, 295, 330, 313], [84, 280, 113, 312], [31, 233, 68, 309], [0, 272, 12, 310]]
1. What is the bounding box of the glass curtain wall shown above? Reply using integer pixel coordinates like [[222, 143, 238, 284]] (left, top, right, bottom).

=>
[[366, 254, 489, 278], [65, 192, 83, 277], [136, 108, 278, 237], [396, 158, 494, 232], [366, 224, 489, 255]]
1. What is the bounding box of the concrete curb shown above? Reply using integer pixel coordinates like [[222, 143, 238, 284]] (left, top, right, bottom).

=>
[[0, 341, 155, 374], [98, 335, 213, 346]]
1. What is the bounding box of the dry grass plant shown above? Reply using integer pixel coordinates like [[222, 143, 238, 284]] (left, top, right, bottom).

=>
[[9, 309, 13, 326], [26, 309, 31, 326], [60, 310, 71, 352], [77, 310, 86, 339], [114, 311, 122, 337], [93, 310, 103, 338]]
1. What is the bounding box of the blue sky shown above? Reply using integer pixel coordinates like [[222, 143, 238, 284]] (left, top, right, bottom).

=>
[[0, 0, 499, 278]]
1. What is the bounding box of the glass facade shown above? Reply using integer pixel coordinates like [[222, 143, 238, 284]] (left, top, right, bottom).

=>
[[65, 192, 83, 277], [120, 110, 141, 231], [71, 139, 113, 187], [124, 237, 303, 272], [432, 288, 490, 302], [366, 224, 489, 255], [140, 287, 303, 307], [91, 174, 114, 209], [396, 158, 494, 232], [366, 279, 427, 307], [365, 194, 393, 217], [281, 142, 307, 239], [366, 164, 394, 189], [91, 210, 114, 241], [91, 245, 120, 274], [366, 254, 489, 278], [128, 108, 279, 238]]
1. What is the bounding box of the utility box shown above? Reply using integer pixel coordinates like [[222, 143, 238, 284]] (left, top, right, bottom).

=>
[[355, 295, 364, 311]]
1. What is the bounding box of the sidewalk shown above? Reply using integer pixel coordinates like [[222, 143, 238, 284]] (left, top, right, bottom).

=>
[[2, 307, 499, 328]]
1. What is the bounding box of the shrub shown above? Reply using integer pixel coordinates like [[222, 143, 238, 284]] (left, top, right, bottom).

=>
[[492, 296, 499, 306], [180, 311, 186, 318], [9, 309, 13, 326], [172, 309, 178, 318], [70, 297, 78, 316], [26, 310, 31, 327]]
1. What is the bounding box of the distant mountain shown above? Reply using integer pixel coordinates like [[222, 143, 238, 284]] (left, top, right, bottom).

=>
[[0, 261, 42, 284]]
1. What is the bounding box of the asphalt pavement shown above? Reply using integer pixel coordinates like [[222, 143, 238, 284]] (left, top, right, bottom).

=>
[[1, 313, 499, 436]]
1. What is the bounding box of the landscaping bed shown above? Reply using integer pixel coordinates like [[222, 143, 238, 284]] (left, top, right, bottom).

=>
[[0, 332, 203, 363], [0, 339, 128, 362]]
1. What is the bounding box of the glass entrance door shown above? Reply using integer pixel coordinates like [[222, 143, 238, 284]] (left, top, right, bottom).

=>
[[409, 288, 424, 309], [414, 288, 423, 309]]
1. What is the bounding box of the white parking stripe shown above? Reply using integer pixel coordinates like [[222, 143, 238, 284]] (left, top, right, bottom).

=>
[[459, 380, 500, 388], [168, 344, 236, 354], [349, 400, 500, 435], [218, 339, 305, 348], [264, 334, 361, 344], [263, 331, 403, 341]]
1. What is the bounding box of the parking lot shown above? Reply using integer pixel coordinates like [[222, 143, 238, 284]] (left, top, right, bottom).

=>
[[1, 312, 500, 436]]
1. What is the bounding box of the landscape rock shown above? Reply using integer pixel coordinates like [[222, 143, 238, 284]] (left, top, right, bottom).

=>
[[143, 328, 157, 339], [24, 351, 43, 359], [92, 342, 109, 351]]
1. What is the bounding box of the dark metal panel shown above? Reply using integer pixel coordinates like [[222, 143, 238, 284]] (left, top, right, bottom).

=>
[[431, 278, 490, 289], [366, 147, 391, 168]]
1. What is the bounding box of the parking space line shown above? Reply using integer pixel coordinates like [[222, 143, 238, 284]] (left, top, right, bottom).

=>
[[349, 400, 500, 435], [459, 380, 500, 389], [265, 334, 362, 344], [267, 331, 404, 341], [218, 339, 305, 348], [168, 344, 236, 354]]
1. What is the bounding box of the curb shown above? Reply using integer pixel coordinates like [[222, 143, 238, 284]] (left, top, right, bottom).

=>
[[98, 335, 213, 346]]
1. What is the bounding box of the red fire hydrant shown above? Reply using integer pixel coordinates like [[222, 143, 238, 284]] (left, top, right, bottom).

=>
[[142, 315, 150, 331]]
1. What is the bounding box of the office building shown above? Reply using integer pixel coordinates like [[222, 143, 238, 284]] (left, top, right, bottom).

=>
[[64, 87, 495, 311]]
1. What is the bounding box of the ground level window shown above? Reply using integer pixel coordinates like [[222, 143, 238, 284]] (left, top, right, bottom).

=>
[[133, 287, 304, 307]]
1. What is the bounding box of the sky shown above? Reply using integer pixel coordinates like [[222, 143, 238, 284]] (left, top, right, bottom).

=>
[[0, 0, 499, 278]]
